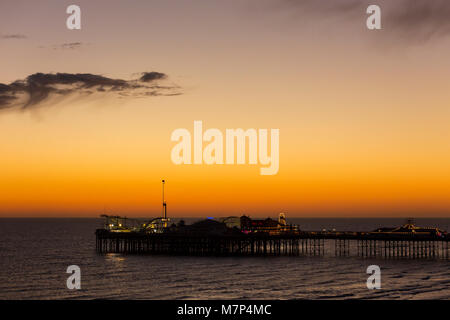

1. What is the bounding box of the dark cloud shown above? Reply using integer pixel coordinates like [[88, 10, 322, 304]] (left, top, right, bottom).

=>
[[1, 34, 27, 39], [0, 72, 181, 111], [281, 0, 450, 43], [139, 72, 167, 82]]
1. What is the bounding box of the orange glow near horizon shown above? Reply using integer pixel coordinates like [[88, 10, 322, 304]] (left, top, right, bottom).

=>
[[1, 129, 449, 218]]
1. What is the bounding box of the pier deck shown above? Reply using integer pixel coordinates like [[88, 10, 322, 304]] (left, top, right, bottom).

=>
[[96, 229, 450, 259]]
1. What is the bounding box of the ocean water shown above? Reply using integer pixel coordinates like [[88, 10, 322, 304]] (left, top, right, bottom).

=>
[[0, 218, 449, 300]]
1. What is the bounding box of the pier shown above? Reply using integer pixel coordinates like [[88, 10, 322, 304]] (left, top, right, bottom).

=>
[[96, 229, 449, 260], [95, 180, 449, 260]]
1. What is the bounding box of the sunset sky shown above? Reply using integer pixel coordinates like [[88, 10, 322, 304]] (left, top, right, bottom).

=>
[[1, 0, 449, 217]]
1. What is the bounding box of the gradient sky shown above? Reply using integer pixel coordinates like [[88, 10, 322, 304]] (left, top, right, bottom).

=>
[[1, 0, 449, 217]]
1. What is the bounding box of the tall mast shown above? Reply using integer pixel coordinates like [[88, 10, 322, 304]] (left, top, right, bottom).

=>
[[162, 179, 167, 219]]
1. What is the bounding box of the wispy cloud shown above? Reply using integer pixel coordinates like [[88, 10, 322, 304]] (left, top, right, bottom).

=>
[[38, 42, 87, 50], [280, 0, 450, 43], [386, 0, 450, 43], [282, 0, 361, 15], [0, 72, 181, 111], [58, 42, 84, 50], [1, 34, 27, 39]]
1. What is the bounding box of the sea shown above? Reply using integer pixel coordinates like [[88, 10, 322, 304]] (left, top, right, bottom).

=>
[[0, 218, 449, 300]]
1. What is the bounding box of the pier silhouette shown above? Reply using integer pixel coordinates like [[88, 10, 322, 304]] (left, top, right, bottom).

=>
[[96, 222, 449, 259], [96, 181, 449, 259]]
